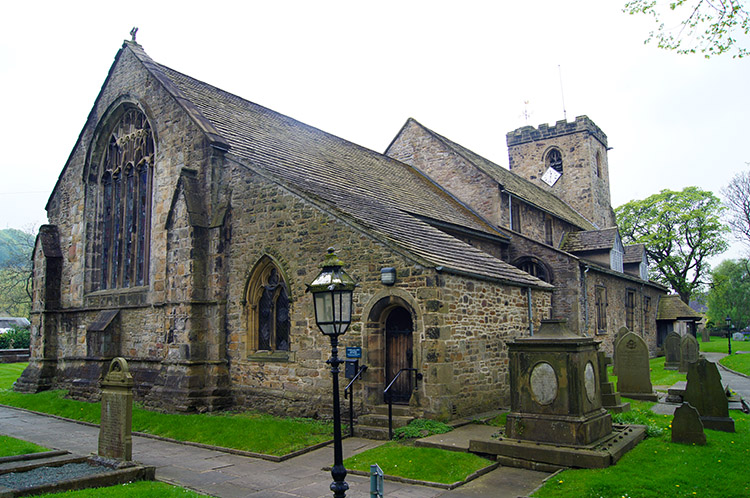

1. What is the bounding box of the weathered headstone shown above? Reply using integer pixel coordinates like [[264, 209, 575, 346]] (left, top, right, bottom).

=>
[[664, 331, 681, 370], [732, 332, 744, 342], [598, 351, 630, 412], [679, 334, 700, 373], [684, 358, 735, 432], [700, 326, 710, 343], [612, 326, 630, 376], [671, 402, 706, 445], [615, 331, 658, 401], [98, 357, 134, 461]]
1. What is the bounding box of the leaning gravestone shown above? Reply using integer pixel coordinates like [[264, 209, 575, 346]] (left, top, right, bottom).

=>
[[98, 357, 135, 461], [612, 326, 631, 376], [664, 331, 681, 370], [598, 351, 630, 412], [679, 334, 700, 373], [615, 331, 658, 401], [684, 358, 735, 432], [671, 402, 706, 445]]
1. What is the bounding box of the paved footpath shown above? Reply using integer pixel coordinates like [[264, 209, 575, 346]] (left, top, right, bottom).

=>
[[703, 352, 750, 400], [0, 406, 549, 498]]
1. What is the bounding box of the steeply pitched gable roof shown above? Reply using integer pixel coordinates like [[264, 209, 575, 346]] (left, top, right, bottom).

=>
[[392, 119, 597, 231], [560, 227, 620, 253], [124, 43, 550, 289]]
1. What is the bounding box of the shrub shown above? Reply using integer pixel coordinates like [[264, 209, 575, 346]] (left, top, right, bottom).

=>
[[393, 418, 453, 439], [0, 326, 30, 349]]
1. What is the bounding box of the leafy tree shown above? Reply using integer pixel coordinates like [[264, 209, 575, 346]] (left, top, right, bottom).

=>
[[722, 169, 750, 247], [0, 228, 36, 318], [706, 258, 750, 330], [623, 0, 750, 58], [615, 187, 729, 303]]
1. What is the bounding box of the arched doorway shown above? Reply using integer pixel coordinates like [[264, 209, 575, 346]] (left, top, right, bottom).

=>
[[385, 306, 413, 403]]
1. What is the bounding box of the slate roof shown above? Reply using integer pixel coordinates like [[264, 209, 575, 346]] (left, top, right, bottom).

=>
[[125, 43, 550, 289], [560, 227, 620, 253], [623, 244, 646, 264], [657, 295, 703, 321], [396, 119, 597, 231]]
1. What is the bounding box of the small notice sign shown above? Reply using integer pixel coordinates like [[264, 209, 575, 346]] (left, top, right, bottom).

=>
[[346, 347, 362, 358]]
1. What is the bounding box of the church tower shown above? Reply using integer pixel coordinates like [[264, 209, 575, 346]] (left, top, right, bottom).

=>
[[506, 116, 615, 229]]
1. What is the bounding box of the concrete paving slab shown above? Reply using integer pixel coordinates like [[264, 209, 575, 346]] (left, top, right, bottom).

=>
[[416, 424, 499, 452]]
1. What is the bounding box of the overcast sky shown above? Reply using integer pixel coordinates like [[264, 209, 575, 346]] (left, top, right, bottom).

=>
[[1, 1, 748, 260]]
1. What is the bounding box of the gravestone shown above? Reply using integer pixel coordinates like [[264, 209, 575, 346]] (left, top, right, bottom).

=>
[[679, 334, 700, 373], [671, 402, 706, 445], [612, 326, 630, 376], [98, 357, 135, 461], [700, 327, 710, 343], [664, 331, 681, 370], [615, 331, 658, 401], [733, 332, 744, 342], [598, 352, 630, 412], [684, 358, 735, 432]]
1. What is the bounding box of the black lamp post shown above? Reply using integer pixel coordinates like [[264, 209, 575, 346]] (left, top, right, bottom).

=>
[[726, 316, 732, 355], [307, 248, 356, 498]]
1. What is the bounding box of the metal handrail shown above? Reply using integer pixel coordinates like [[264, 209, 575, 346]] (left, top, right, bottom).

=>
[[384, 367, 422, 439], [344, 365, 368, 437]]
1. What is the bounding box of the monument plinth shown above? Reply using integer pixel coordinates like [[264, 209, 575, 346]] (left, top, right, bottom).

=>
[[469, 320, 646, 469]]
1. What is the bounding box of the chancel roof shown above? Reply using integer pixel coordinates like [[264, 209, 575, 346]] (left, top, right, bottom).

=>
[[125, 43, 550, 289], [397, 119, 597, 231]]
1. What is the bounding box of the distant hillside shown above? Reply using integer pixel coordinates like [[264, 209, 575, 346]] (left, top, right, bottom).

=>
[[0, 229, 35, 267]]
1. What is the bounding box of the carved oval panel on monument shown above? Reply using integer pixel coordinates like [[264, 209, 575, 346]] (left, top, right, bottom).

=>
[[530, 361, 558, 405], [584, 361, 597, 403]]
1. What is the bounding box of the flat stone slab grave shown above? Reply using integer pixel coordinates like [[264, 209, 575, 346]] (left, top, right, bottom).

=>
[[0, 451, 155, 497], [468, 424, 647, 469]]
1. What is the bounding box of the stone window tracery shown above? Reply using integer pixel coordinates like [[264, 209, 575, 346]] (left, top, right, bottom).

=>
[[247, 258, 290, 353], [95, 108, 154, 290], [514, 257, 551, 283]]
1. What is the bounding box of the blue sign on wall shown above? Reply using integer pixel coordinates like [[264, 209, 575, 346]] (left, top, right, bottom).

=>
[[346, 347, 362, 358]]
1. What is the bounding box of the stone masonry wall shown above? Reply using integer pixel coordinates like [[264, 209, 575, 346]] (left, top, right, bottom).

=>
[[223, 164, 553, 419], [386, 121, 502, 225]]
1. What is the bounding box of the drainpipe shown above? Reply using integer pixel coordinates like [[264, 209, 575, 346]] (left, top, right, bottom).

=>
[[527, 287, 534, 336], [582, 265, 590, 335]]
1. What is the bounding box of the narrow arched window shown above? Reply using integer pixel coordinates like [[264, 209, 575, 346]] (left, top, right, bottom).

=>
[[247, 258, 290, 353], [96, 108, 154, 289], [547, 148, 563, 174]]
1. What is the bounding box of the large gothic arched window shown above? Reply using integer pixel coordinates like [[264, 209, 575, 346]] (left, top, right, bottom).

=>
[[96, 108, 154, 289]]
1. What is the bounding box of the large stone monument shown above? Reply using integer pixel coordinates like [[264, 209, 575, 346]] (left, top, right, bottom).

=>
[[598, 351, 630, 413], [679, 334, 700, 373], [469, 320, 646, 469], [664, 331, 681, 370], [98, 357, 135, 461], [684, 358, 735, 432], [615, 332, 658, 401]]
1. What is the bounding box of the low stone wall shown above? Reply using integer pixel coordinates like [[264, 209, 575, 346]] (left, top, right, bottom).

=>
[[0, 348, 30, 363]]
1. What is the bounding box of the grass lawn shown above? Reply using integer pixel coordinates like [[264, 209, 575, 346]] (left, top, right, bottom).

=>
[[0, 363, 333, 456], [607, 356, 686, 391], [722, 353, 750, 376], [0, 435, 49, 457], [344, 441, 493, 484], [699, 335, 750, 354], [34, 481, 206, 497]]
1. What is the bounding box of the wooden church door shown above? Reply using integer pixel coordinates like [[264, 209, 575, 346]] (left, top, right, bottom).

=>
[[385, 307, 413, 403]]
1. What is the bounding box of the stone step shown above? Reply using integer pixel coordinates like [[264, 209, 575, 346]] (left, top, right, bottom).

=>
[[368, 404, 413, 417], [354, 425, 392, 440], [357, 413, 413, 429]]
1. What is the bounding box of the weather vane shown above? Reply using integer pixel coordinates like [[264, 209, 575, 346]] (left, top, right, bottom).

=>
[[130, 27, 138, 42]]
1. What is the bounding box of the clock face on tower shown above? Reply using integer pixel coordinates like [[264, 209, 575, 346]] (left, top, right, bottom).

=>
[[541, 166, 561, 187]]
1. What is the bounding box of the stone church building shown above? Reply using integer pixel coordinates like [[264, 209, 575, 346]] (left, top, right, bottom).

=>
[[16, 41, 665, 421]]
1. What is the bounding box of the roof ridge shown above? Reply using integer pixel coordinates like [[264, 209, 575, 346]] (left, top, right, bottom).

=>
[[408, 120, 597, 231]]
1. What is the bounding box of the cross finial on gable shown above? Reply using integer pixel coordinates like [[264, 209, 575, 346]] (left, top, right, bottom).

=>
[[130, 27, 138, 42]]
